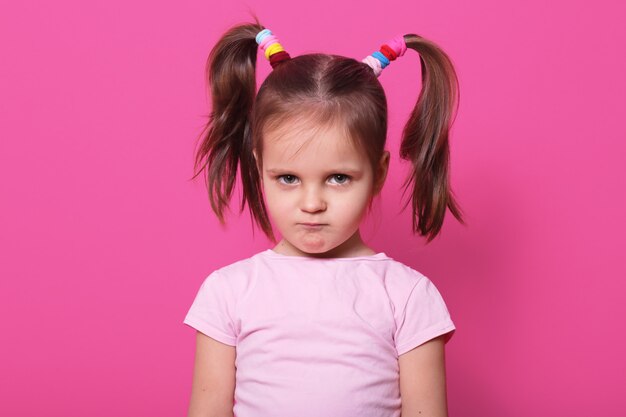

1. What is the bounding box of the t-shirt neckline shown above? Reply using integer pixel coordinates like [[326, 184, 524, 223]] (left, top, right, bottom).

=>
[[262, 248, 390, 261]]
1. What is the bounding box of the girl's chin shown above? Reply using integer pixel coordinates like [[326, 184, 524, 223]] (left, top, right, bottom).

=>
[[284, 229, 363, 255], [279, 236, 331, 255], [296, 238, 329, 253]]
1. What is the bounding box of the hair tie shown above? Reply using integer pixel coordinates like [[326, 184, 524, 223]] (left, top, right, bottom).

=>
[[362, 34, 407, 77], [256, 28, 291, 69]]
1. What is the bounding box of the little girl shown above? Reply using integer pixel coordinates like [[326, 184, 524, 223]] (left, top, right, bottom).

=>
[[184, 16, 464, 417]]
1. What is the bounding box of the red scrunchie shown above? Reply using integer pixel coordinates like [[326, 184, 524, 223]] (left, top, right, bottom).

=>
[[269, 51, 291, 69], [380, 44, 398, 61]]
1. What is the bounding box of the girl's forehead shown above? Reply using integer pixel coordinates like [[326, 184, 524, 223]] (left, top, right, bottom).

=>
[[263, 128, 366, 166]]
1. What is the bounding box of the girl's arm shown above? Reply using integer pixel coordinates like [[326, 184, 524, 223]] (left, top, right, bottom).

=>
[[398, 335, 449, 417], [187, 331, 236, 417]]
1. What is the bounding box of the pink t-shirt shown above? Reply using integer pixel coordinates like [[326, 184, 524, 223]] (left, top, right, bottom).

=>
[[183, 249, 456, 417]]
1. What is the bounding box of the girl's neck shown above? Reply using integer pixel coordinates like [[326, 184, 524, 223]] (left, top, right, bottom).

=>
[[272, 230, 376, 259]]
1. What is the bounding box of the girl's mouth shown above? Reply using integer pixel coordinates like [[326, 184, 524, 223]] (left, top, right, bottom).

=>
[[299, 223, 326, 229]]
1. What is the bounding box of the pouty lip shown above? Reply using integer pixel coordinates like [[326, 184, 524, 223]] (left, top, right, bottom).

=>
[[299, 222, 327, 226]]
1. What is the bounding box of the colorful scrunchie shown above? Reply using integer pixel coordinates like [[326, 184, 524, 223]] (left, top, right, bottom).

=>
[[256, 28, 291, 69], [362, 35, 407, 77]]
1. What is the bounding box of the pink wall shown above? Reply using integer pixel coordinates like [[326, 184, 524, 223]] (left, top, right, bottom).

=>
[[1, 0, 624, 416]]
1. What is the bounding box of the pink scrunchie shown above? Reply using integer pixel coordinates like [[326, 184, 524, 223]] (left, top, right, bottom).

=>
[[362, 55, 383, 77], [259, 34, 279, 50], [387, 35, 407, 57]]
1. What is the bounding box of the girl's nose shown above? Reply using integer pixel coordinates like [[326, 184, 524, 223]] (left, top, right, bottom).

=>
[[300, 186, 327, 213]]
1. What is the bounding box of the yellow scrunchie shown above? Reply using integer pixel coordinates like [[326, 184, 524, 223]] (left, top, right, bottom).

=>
[[265, 42, 285, 60]]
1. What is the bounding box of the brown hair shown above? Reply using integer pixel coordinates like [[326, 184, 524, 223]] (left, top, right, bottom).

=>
[[191, 16, 465, 243]]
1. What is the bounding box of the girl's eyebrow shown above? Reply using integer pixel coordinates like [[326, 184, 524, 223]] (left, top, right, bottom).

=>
[[265, 167, 362, 175]]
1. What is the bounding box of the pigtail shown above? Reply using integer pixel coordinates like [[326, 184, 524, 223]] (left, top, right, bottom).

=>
[[191, 17, 275, 240], [399, 34, 465, 242]]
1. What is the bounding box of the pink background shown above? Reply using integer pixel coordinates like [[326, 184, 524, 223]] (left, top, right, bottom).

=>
[[1, 0, 625, 416]]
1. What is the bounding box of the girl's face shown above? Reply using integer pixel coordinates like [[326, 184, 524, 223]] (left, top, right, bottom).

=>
[[256, 122, 389, 257]]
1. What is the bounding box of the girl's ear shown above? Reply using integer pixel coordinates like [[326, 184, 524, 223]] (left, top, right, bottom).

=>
[[374, 150, 390, 194]]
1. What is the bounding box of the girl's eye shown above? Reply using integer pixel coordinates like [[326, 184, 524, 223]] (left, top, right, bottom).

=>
[[277, 175, 299, 185], [329, 174, 351, 185]]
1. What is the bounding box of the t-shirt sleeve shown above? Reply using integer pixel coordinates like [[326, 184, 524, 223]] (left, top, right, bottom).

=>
[[183, 270, 238, 346], [394, 276, 456, 356]]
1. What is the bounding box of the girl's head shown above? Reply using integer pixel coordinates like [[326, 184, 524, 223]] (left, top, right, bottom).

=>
[[192, 17, 464, 252]]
